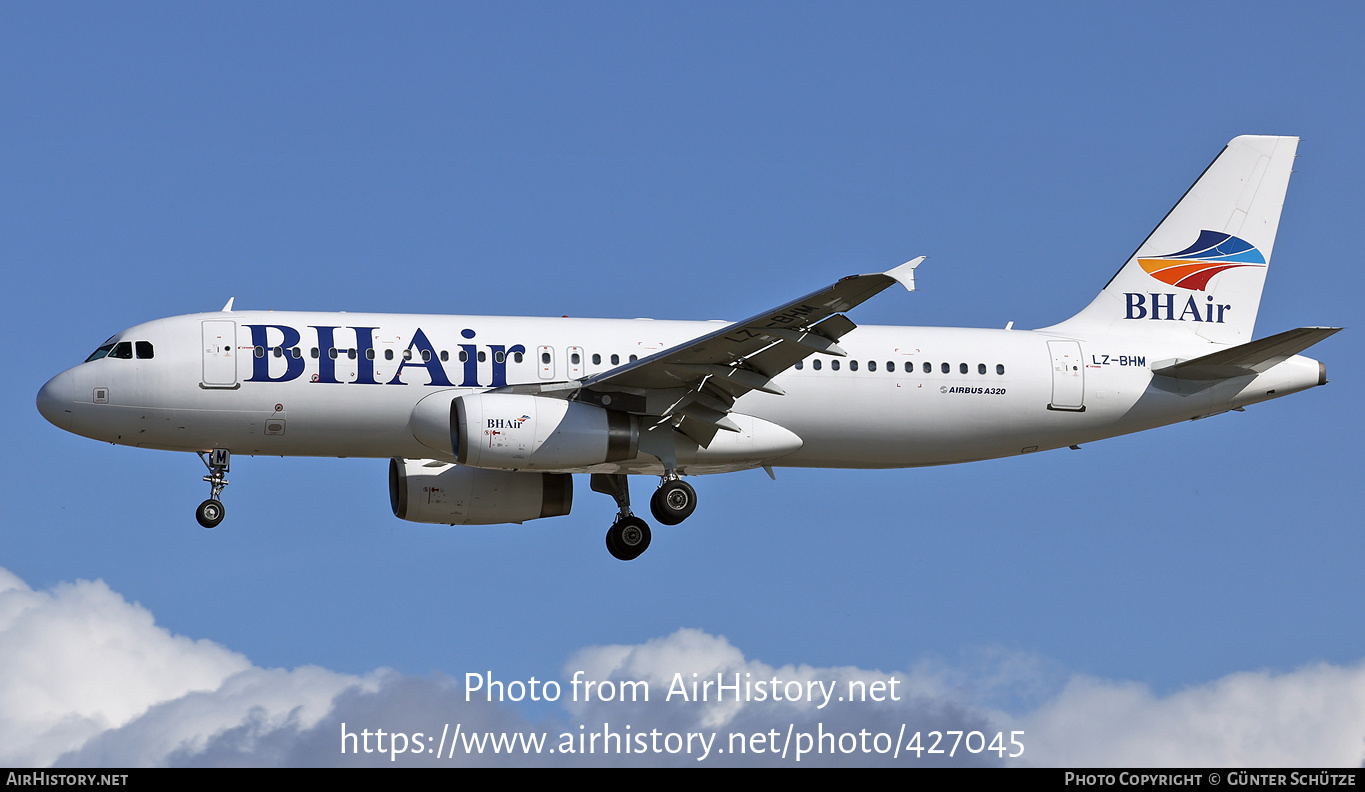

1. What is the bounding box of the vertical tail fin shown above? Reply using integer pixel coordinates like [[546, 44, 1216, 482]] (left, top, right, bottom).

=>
[[1046, 135, 1298, 345]]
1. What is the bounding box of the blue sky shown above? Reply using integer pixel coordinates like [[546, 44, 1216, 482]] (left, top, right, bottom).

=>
[[3, 2, 1364, 766]]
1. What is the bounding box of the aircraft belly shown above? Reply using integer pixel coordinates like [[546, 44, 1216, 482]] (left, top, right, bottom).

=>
[[117, 379, 435, 458]]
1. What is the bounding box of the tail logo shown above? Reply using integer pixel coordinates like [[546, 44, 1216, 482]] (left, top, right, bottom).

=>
[[1138, 230, 1266, 291]]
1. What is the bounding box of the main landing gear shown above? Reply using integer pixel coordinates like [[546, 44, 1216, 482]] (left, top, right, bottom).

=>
[[591, 472, 698, 561], [196, 448, 230, 529], [650, 476, 696, 526]]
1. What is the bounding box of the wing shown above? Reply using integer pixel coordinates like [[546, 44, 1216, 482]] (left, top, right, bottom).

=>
[[540, 258, 923, 448]]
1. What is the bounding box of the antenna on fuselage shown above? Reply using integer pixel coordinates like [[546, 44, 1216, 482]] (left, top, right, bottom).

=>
[[221, 297, 235, 312]]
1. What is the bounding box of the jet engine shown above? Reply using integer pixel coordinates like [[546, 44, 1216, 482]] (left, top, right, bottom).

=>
[[389, 458, 572, 525], [409, 392, 639, 471]]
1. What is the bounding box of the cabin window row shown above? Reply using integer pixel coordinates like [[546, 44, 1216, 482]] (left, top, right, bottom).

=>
[[254, 346, 523, 363], [588, 353, 638, 365], [534, 352, 641, 365], [794, 359, 1006, 375], [252, 347, 645, 367]]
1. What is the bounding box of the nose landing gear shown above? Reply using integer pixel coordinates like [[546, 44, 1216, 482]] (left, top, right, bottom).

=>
[[196, 448, 230, 529]]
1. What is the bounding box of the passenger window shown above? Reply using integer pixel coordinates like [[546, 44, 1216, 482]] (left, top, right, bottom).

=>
[[495, 351, 506, 363], [831, 360, 840, 371], [849, 360, 858, 371], [813, 359, 822, 371], [629, 355, 637, 362], [255, 346, 265, 358], [348, 349, 357, 360], [795, 360, 804, 370], [332, 348, 341, 360], [571, 352, 581, 365], [868, 360, 876, 372], [420, 349, 430, 362], [513, 352, 524, 363], [272, 347, 283, 358], [940, 362, 949, 374], [385, 349, 394, 361], [439, 350, 447, 362], [997, 364, 1005, 375], [135, 341, 154, 359], [922, 361, 931, 374], [887, 361, 895, 372], [959, 363, 968, 374], [367, 349, 376, 361], [541, 352, 551, 365], [291, 347, 301, 359], [311, 347, 319, 359], [592, 353, 601, 365], [611, 354, 620, 365], [478, 351, 486, 363], [459, 350, 468, 362], [978, 363, 986, 375], [402, 350, 411, 361]]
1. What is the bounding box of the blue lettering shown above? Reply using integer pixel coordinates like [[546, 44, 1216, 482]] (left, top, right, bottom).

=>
[[459, 328, 479, 387], [1125, 293, 1147, 319], [1150, 293, 1174, 321], [487, 344, 525, 387], [1179, 296, 1204, 322], [388, 328, 454, 386], [309, 326, 341, 383], [245, 325, 305, 383], [352, 327, 380, 384]]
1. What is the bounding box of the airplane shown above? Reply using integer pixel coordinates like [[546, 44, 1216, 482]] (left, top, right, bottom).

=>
[[36, 135, 1339, 560]]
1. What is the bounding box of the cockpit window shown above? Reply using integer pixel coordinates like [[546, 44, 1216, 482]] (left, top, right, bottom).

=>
[[85, 343, 116, 362], [87, 339, 152, 361]]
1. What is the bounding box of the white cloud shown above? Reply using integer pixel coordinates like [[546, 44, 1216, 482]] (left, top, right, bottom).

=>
[[0, 568, 251, 765], [2, 567, 1364, 767], [1012, 665, 1365, 767]]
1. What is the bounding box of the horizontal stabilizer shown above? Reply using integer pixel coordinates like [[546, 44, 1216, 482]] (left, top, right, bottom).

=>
[[1152, 327, 1341, 380]]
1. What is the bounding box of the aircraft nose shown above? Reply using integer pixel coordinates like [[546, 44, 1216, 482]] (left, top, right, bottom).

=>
[[37, 371, 76, 430]]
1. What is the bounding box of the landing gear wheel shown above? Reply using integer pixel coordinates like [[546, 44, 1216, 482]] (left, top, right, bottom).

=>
[[196, 499, 225, 529], [650, 479, 696, 526], [606, 516, 651, 561]]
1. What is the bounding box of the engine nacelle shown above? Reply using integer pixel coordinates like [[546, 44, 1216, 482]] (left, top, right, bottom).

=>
[[388, 458, 572, 525], [453, 393, 639, 470]]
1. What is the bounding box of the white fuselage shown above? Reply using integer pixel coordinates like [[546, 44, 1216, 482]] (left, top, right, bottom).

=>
[[36, 310, 1325, 476]]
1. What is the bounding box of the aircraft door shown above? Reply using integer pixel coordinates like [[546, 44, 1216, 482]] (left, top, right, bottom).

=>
[[538, 346, 555, 380], [1047, 340, 1084, 411], [202, 321, 238, 388]]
